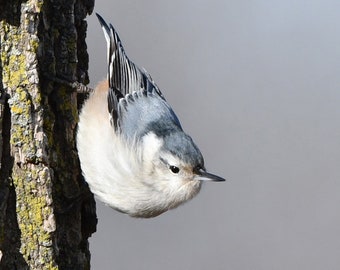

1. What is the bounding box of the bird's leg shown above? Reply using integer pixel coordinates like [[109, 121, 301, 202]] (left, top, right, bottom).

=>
[[42, 73, 94, 94]]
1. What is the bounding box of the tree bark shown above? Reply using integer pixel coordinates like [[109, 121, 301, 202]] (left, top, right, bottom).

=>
[[0, 0, 97, 269]]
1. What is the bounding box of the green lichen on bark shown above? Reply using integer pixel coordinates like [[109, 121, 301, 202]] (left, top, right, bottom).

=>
[[0, 2, 58, 268], [0, 0, 96, 269]]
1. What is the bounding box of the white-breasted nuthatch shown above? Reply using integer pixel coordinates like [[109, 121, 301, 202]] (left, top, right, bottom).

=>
[[76, 14, 225, 218]]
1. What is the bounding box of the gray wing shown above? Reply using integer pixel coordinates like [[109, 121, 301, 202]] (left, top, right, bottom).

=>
[[118, 88, 182, 141], [96, 14, 181, 139]]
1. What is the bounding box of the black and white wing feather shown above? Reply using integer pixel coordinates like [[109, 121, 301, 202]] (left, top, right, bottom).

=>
[[96, 14, 168, 133]]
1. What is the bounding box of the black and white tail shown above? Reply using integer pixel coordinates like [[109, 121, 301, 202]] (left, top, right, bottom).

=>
[[96, 13, 164, 117], [96, 14, 162, 98]]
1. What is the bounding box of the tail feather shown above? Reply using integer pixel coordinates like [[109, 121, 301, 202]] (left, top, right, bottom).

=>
[[96, 13, 165, 132], [96, 13, 163, 97]]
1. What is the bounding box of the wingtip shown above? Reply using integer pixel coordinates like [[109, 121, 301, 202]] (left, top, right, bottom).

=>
[[96, 13, 121, 44], [96, 13, 164, 103], [95, 13, 105, 26], [96, 13, 111, 36]]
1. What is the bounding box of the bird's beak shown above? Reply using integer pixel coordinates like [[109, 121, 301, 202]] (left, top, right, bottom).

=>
[[194, 168, 225, 182]]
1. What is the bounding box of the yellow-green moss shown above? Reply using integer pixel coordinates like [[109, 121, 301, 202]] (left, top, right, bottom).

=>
[[13, 169, 55, 266], [1, 17, 58, 269]]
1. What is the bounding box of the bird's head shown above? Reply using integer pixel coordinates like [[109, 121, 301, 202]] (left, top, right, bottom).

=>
[[140, 131, 225, 207], [158, 131, 225, 182]]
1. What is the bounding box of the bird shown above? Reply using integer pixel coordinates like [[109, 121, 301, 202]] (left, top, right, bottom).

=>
[[76, 13, 225, 218]]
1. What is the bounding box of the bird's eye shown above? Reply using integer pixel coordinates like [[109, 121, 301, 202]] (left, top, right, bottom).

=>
[[169, 165, 180, 174]]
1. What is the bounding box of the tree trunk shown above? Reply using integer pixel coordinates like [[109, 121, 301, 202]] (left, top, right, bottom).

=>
[[0, 0, 97, 269]]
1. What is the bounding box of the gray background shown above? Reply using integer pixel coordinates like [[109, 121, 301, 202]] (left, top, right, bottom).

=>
[[85, 1, 340, 269]]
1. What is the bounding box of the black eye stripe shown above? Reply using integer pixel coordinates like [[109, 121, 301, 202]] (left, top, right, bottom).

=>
[[159, 157, 167, 165]]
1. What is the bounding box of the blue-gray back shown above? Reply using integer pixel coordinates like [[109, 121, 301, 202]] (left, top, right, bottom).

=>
[[117, 87, 182, 141]]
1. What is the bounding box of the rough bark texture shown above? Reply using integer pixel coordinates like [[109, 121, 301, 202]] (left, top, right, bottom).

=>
[[0, 0, 97, 269]]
